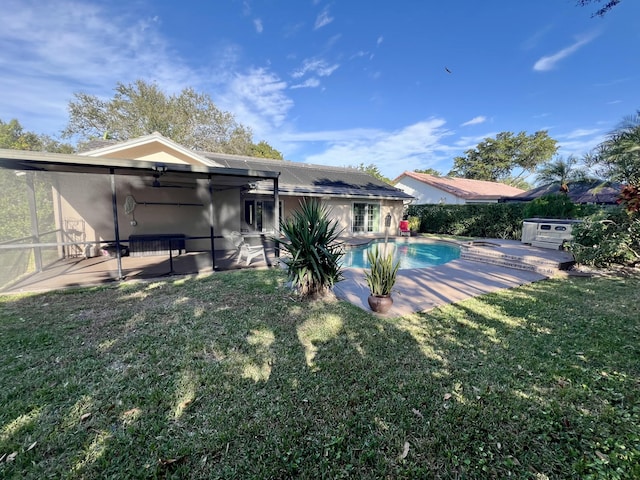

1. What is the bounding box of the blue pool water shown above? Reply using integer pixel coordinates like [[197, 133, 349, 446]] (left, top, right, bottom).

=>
[[342, 240, 460, 269]]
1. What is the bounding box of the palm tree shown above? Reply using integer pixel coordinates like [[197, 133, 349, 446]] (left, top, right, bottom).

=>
[[594, 110, 640, 186], [536, 156, 589, 192]]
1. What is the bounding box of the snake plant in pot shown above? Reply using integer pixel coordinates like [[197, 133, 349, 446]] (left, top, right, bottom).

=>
[[364, 244, 400, 314]]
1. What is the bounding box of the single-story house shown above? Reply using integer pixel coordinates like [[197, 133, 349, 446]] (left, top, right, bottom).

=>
[[393, 171, 525, 205], [506, 181, 623, 204], [0, 133, 412, 283]]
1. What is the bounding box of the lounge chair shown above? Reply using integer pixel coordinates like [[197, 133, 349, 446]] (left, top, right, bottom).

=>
[[399, 220, 411, 237], [228, 231, 267, 266]]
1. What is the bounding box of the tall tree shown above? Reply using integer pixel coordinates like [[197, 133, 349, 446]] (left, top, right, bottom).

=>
[[591, 110, 640, 186], [536, 155, 591, 191], [448, 131, 558, 183], [576, 0, 622, 17], [249, 140, 284, 160], [0, 118, 74, 153], [63, 79, 282, 159], [0, 119, 72, 241], [353, 163, 391, 184], [414, 168, 441, 176]]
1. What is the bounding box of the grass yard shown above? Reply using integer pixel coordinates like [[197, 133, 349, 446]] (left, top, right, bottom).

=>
[[1, 269, 639, 479]]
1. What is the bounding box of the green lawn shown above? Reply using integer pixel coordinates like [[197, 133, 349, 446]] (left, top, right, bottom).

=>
[[1, 269, 639, 479]]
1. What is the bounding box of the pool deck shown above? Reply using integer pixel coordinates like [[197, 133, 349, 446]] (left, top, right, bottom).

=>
[[2, 236, 575, 318], [333, 236, 574, 316]]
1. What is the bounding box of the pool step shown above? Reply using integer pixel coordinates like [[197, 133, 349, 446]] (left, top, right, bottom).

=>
[[459, 244, 573, 277]]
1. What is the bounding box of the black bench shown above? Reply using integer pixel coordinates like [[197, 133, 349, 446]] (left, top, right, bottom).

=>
[[129, 234, 186, 257]]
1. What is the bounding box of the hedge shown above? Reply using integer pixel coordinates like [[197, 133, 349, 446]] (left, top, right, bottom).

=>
[[407, 203, 528, 240]]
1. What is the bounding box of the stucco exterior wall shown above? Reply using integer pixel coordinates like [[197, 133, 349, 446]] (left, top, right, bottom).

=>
[[395, 177, 465, 205], [279, 195, 405, 235], [53, 172, 247, 253]]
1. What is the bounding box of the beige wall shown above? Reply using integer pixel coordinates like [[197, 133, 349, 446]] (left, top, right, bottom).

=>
[[53, 172, 248, 253], [280, 195, 405, 235], [53, 171, 407, 258], [92, 144, 204, 166]]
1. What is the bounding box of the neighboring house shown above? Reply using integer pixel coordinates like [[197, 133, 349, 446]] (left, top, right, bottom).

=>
[[393, 171, 525, 205], [507, 181, 623, 205], [0, 133, 412, 270]]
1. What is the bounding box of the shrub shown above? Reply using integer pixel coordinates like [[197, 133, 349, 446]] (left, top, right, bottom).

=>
[[364, 245, 399, 296], [569, 206, 640, 267], [275, 199, 344, 298], [523, 193, 576, 219], [407, 203, 527, 240]]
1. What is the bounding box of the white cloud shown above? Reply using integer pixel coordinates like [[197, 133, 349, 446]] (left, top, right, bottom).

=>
[[461, 116, 487, 127], [314, 7, 334, 30], [219, 68, 294, 137], [0, 0, 196, 135], [294, 119, 453, 178], [254, 18, 263, 33], [291, 58, 339, 79], [533, 33, 598, 71], [561, 128, 601, 139], [377, 36, 384, 46], [290, 78, 321, 89]]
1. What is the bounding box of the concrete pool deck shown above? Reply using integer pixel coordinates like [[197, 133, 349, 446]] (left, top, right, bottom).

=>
[[333, 237, 574, 316]]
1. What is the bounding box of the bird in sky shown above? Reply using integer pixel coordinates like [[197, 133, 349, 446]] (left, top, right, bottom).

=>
[[445, 67, 452, 74]]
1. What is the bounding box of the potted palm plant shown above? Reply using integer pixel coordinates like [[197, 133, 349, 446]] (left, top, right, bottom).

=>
[[364, 245, 400, 314]]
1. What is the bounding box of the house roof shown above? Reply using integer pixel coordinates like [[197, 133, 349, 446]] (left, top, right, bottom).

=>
[[79, 133, 411, 201], [394, 171, 525, 200], [203, 152, 413, 201], [509, 181, 623, 204], [0, 148, 279, 190]]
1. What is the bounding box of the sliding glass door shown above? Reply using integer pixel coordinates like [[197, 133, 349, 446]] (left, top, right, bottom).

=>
[[244, 199, 282, 233]]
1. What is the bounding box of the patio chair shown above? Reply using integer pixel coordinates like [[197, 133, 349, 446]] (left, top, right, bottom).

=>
[[228, 231, 267, 266], [399, 220, 411, 237]]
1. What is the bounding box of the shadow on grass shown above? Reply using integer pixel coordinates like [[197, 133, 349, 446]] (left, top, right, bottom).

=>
[[0, 271, 638, 479]]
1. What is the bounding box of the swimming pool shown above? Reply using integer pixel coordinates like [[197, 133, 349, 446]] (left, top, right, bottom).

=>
[[341, 240, 460, 269]]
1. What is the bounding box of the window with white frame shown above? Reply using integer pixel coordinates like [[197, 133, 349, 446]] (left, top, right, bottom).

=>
[[352, 202, 380, 233]]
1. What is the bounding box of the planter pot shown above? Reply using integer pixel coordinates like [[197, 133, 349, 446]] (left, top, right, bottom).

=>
[[368, 294, 393, 314]]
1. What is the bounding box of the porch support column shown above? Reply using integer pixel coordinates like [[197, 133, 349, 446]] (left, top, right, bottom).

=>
[[110, 168, 123, 279], [273, 175, 280, 258], [208, 175, 215, 270], [25, 172, 42, 272]]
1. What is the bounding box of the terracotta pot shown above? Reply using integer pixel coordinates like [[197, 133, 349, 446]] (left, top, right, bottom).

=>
[[368, 294, 393, 314]]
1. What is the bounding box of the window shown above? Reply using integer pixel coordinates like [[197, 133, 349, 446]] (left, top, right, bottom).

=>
[[352, 202, 380, 233], [244, 199, 282, 232]]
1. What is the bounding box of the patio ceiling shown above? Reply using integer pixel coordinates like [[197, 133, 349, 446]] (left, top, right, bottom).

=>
[[0, 148, 280, 189]]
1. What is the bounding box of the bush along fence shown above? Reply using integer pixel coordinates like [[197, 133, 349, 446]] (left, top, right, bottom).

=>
[[407, 195, 605, 241], [407, 203, 528, 240]]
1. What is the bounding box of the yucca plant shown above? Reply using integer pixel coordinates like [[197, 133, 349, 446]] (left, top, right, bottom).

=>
[[275, 199, 344, 298], [364, 245, 400, 297]]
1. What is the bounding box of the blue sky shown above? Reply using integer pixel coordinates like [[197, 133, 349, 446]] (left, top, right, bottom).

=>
[[0, 0, 638, 180]]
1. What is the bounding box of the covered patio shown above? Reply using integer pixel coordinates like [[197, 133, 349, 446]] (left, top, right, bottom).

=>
[[0, 148, 280, 292]]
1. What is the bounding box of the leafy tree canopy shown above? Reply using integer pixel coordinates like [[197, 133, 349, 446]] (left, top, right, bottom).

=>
[[353, 163, 392, 184], [577, 0, 622, 17], [501, 176, 532, 191], [448, 131, 558, 183], [63, 79, 283, 159], [414, 168, 441, 176], [590, 109, 640, 186], [0, 118, 74, 153], [0, 119, 67, 241], [249, 140, 283, 160], [535, 155, 594, 190]]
